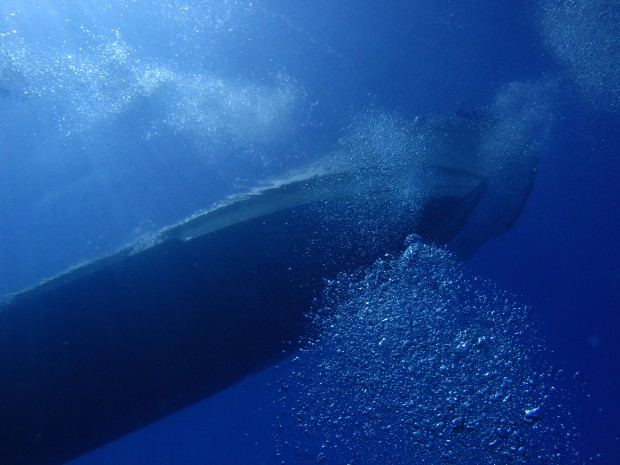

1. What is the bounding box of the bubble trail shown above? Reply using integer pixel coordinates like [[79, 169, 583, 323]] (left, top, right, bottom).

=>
[[276, 239, 578, 465]]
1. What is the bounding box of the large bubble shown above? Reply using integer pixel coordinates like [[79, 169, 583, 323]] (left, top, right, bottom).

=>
[[276, 239, 577, 464]]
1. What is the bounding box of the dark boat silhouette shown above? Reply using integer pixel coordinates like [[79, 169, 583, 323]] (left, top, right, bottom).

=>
[[0, 113, 538, 465]]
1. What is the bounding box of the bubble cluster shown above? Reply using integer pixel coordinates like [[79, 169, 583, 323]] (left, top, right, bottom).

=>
[[304, 112, 431, 262], [276, 239, 577, 464], [1, 29, 136, 128], [539, 0, 620, 113], [308, 81, 555, 262], [158, 71, 301, 157], [0, 5, 302, 168], [150, 0, 256, 54], [0, 29, 299, 132]]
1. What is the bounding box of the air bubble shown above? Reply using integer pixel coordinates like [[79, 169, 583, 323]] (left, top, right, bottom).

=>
[[524, 407, 544, 424], [277, 239, 573, 463]]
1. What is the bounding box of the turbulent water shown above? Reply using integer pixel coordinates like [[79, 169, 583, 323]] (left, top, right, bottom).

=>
[[1, 0, 618, 464], [275, 239, 578, 464]]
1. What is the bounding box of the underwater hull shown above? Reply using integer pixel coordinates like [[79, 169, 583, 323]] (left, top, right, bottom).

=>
[[0, 206, 362, 465], [0, 198, 467, 465], [0, 114, 537, 465], [0, 197, 487, 465]]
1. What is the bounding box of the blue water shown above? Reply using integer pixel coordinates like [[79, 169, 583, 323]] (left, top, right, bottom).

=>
[[1, 1, 618, 464]]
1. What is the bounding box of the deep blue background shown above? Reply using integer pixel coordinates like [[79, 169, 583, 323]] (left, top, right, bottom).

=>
[[1, 1, 618, 463]]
